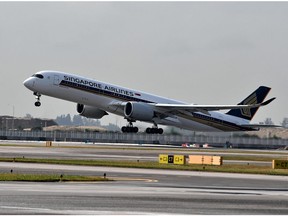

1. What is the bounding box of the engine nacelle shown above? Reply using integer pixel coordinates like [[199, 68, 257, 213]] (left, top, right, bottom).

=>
[[77, 104, 108, 119], [124, 102, 155, 121]]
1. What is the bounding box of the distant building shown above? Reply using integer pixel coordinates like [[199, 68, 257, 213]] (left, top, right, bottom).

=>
[[0, 116, 57, 131]]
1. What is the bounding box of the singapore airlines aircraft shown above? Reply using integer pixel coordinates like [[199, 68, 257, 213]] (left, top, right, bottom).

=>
[[23, 71, 276, 134]]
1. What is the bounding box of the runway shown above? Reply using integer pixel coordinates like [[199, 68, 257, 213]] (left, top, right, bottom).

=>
[[0, 142, 287, 214], [0, 141, 286, 165], [0, 162, 288, 214]]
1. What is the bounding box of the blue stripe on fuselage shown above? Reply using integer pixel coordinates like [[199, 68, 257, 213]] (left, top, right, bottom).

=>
[[60, 80, 255, 132], [60, 80, 152, 103]]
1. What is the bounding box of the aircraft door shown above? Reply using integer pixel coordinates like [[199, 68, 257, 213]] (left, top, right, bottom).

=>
[[53, 75, 60, 85]]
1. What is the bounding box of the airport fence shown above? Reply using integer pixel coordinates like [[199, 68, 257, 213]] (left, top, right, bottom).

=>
[[0, 130, 288, 149]]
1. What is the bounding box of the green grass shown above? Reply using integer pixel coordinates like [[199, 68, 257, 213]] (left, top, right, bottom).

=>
[[222, 155, 287, 162], [2, 142, 288, 153], [0, 173, 110, 182], [0, 157, 287, 176]]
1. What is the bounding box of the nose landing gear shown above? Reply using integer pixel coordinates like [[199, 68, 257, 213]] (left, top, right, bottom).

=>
[[33, 92, 41, 107]]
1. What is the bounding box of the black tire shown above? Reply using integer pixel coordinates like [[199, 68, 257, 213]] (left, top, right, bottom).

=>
[[121, 126, 127, 133], [133, 127, 139, 133], [35, 101, 41, 107], [146, 128, 151, 134]]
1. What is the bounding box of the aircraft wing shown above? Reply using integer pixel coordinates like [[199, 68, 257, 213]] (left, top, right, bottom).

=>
[[154, 97, 276, 115], [109, 97, 275, 120]]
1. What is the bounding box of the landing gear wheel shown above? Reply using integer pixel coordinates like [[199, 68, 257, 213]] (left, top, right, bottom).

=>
[[34, 101, 41, 107], [145, 127, 151, 134], [133, 127, 139, 133]]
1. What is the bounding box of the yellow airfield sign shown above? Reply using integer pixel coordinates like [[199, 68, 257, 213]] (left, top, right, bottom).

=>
[[272, 160, 288, 169]]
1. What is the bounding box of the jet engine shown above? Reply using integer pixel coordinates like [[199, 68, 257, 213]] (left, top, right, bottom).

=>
[[124, 102, 155, 121], [77, 104, 108, 119]]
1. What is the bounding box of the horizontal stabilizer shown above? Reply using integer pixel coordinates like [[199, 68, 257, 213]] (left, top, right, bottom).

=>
[[240, 124, 281, 129], [261, 97, 276, 106]]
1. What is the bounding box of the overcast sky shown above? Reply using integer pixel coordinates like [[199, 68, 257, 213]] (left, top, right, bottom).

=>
[[0, 2, 287, 126]]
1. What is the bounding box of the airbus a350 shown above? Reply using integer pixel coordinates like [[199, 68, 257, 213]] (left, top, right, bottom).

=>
[[23, 71, 276, 134]]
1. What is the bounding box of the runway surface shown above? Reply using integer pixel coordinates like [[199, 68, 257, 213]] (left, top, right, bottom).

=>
[[0, 142, 287, 214], [0, 141, 287, 165]]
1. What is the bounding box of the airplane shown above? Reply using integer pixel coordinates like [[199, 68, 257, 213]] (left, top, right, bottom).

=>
[[23, 70, 276, 134]]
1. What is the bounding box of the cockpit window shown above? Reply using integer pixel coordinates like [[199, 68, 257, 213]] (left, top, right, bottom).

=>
[[32, 74, 44, 79]]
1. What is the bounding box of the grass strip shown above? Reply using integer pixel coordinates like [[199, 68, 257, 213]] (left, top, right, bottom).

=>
[[222, 155, 287, 162], [0, 157, 287, 176], [0, 173, 110, 182], [1, 143, 288, 155]]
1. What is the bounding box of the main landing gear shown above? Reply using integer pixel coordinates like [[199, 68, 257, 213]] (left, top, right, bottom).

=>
[[146, 123, 163, 134], [121, 121, 163, 134], [121, 121, 139, 133], [33, 92, 41, 107], [145, 127, 163, 134]]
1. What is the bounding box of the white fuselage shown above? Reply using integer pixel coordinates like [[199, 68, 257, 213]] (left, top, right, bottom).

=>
[[23, 71, 249, 132]]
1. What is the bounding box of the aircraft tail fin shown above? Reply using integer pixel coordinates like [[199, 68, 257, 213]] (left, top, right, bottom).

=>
[[226, 86, 271, 121]]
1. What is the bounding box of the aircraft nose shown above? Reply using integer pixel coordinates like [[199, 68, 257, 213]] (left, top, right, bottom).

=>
[[23, 77, 35, 90]]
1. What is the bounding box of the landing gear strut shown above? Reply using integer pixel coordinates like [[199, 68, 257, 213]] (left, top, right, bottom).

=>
[[33, 92, 41, 107], [121, 121, 138, 133]]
